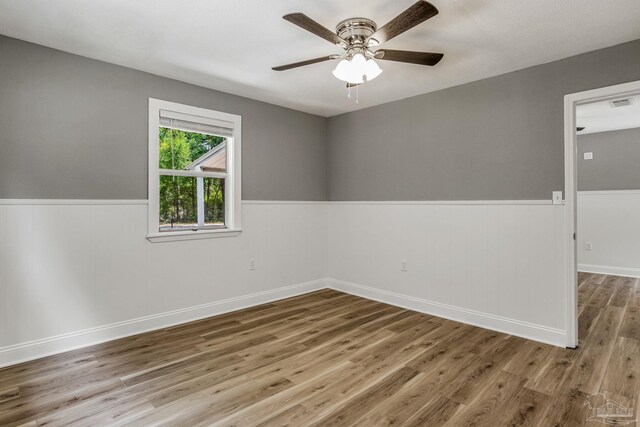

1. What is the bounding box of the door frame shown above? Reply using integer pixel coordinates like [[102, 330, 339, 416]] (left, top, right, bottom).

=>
[[563, 80, 640, 348]]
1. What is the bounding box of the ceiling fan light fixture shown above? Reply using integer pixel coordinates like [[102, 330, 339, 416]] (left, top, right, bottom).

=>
[[332, 53, 381, 84]]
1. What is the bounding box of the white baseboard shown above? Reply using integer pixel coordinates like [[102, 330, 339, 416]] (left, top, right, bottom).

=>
[[1, 275, 571, 368], [328, 279, 567, 347], [578, 264, 640, 279], [0, 279, 327, 368]]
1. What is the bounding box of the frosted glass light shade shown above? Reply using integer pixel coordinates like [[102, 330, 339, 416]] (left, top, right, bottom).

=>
[[351, 53, 366, 67], [364, 59, 382, 81], [347, 54, 366, 83], [332, 59, 351, 82]]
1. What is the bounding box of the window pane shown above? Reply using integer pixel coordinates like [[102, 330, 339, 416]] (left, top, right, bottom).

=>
[[159, 127, 227, 172], [159, 175, 225, 232]]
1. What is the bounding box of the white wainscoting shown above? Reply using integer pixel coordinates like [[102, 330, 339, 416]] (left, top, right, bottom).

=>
[[1, 198, 573, 367], [578, 190, 640, 278], [0, 200, 328, 367], [327, 202, 568, 346]]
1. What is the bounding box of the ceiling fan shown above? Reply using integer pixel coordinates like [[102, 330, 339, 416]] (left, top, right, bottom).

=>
[[272, 1, 444, 87]]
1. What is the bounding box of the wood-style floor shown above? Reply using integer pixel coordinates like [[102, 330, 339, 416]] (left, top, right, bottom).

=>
[[1, 273, 639, 426]]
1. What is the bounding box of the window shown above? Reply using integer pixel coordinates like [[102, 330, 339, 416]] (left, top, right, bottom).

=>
[[148, 99, 241, 242]]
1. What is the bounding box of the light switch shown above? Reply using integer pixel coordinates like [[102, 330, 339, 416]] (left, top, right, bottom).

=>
[[584, 152, 593, 160], [552, 191, 563, 205]]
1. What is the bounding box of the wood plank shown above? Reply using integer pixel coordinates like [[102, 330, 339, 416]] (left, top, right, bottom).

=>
[[256, 404, 314, 427], [0, 378, 124, 426], [0, 353, 98, 391], [131, 373, 294, 426], [261, 329, 395, 385], [405, 324, 481, 373], [348, 320, 441, 366], [609, 276, 635, 307], [444, 370, 526, 426], [587, 275, 619, 308], [139, 360, 254, 408], [298, 334, 456, 421], [200, 308, 311, 341], [34, 392, 154, 427], [577, 304, 601, 342], [211, 361, 357, 427], [441, 335, 525, 405], [359, 372, 457, 426], [299, 306, 400, 348], [600, 336, 640, 401], [121, 352, 244, 387], [619, 286, 640, 341], [403, 395, 462, 427], [358, 309, 414, 333], [308, 366, 420, 426], [494, 386, 550, 426], [577, 273, 601, 311], [384, 311, 434, 333], [0, 386, 20, 404], [537, 387, 591, 426], [565, 305, 624, 394], [524, 346, 580, 396], [502, 341, 554, 380]]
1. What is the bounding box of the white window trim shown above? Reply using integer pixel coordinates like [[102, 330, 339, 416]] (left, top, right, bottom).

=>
[[147, 98, 242, 242]]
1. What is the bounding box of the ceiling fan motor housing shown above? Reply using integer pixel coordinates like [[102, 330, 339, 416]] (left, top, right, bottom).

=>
[[336, 18, 378, 48]]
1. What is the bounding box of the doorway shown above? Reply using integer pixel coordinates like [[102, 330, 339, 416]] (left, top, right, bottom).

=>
[[564, 80, 640, 348]]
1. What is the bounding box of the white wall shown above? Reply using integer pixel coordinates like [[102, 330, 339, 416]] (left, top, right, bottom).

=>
[[0, 200, 328, 367], [578, 190, 640, 278], [327, 202, 567, 346]]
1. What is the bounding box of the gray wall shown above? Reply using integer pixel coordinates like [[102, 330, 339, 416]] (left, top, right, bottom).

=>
[[3, 35, 640, 202], [0, 36, 327, 200], [327, 40, 640, 201], [578, 127, 640, 191]]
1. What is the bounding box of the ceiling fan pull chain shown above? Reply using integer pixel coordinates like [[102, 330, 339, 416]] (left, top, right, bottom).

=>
[[347, 84, 351, 100], [356, 84, 359, 105]]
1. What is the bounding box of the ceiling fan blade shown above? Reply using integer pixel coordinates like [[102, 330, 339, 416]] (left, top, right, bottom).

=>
[[283, 13, 346, 45], [369, 1, 439, 45], [272, 56, 335, 71], [376, 49, 443, 66]]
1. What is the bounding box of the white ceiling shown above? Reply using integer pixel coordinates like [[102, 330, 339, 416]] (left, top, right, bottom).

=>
[[1, 0, 640, 117], [577, 94, 640, 135]]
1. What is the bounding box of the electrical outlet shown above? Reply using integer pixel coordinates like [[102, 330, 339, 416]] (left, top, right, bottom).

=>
[[585, 243, 592, 251], [401, 260, 407, 272], [249, 259, 255, 270]]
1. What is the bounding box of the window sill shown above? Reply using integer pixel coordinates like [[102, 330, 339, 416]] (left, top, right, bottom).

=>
[[147, 228, 242, 243]]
